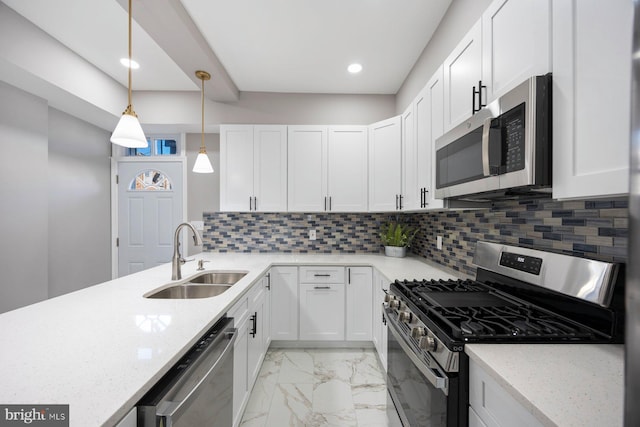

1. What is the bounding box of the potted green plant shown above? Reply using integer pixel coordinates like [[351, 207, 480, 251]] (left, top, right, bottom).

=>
[[379, 221, 418, 258]]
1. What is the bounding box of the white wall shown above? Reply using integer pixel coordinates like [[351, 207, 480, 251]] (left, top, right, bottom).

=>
[[48, 108, 112, 298], [395, 0, 492, 113], [0, 81, 49, 313], [186, 132, 219, 254]]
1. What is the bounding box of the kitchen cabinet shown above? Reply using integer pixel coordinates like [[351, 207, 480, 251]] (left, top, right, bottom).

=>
[[469, 358, 543, 427], [482, 0, 551, 101], [327, 126, 368, 211], [443, 20, 483, 132], [299, 266, 346, 340], [372, 269, 389, 371], [288, 126, 368, 212], [552, 0, 632, 199], [220, 124, 287, 212], [414, 65, 446, 210], [345, 266, 373, 341], [230, 272, 272, 427], [368, 116, 403, 211], [270, 266, 298, 341]]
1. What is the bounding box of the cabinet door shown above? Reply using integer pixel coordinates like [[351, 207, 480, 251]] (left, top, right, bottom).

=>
[[346, 267, 373, 341], [220, 125, 255, 212], [416, 66, 446, 210], [401, 105, 418, 210], [368, 116, 402, 211], [232, 316, 249, 427], [270, 266, 298, 340], [299, 283, 345, 340], [443, 20, 483, 131], [247, 288, 265, 385], [288, 126, 327, 212], [482, 0, 551, 101], [254, 125, 287, 212], [552, 0, 631, 199], [327, 126, 368, 212], [372, 270, 382, 353]]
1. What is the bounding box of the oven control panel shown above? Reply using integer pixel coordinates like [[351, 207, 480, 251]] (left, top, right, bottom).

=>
[[499, 251, 542, 275]]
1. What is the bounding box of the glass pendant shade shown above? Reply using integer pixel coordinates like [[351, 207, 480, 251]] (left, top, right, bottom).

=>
[[111, 112, 147, 148], [193, 149, 214, 173]]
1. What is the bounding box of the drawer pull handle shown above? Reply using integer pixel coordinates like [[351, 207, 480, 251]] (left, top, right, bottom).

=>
[[314, 286, 331, 290], [313, 274, 331, 277]]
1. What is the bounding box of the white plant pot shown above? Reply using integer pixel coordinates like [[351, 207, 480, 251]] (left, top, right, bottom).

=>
[[384, 246, 407, 258]]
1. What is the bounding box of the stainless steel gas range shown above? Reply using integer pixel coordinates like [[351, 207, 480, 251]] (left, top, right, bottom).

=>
[[384, 241, 625, 427]]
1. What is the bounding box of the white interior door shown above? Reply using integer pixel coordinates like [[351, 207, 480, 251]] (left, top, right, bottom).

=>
[[117, 161, 183, 277]]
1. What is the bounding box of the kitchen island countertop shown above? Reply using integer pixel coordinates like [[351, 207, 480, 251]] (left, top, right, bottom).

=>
[[0, 253, 457, 426]]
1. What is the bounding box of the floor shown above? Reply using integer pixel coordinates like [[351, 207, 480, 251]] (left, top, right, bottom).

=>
[[239, 348, 402, 427]]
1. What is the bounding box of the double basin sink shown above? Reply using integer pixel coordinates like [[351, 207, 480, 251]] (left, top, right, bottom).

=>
[[144, 271, 248, 299]]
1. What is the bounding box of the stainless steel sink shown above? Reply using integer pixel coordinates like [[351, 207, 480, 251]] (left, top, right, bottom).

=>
[[187, 271, 247, 285], [144, 270, 248, 299]]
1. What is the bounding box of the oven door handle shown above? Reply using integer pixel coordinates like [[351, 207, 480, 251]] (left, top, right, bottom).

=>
[[386, 312, 449, 395]]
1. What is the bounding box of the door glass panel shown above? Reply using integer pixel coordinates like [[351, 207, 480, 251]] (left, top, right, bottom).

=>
[[129, 169, 173, 191]]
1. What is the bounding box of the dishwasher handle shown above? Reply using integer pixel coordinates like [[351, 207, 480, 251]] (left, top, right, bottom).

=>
[[156, 327, 237, 427]]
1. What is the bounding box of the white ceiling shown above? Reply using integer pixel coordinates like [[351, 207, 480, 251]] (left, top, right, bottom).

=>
[[2, 0, 452, 96]]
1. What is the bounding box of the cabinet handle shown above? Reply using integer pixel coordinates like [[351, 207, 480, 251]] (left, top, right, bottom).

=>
[[399, 194, 403, 210], [329, 196, 332, 211], [324, 196, 327, 211], [314, 274, 331, 277], [253, 196, 257, 211], [348, 268, 351, 284], [382, 313, 387, 326], [250, 312, 257, 338], [266, 273, 271, 290], [314, 286, 331, 290], [472, 80, 487, 114], [249, 196, 252, 211], [395, 194, 399, 210], [424, 189, 429, 207]]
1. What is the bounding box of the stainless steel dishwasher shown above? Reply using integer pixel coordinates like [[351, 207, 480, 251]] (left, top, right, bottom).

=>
[[137, 315, 236, 427]]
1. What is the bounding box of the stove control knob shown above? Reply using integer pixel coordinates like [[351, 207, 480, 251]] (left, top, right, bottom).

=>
[[389, 299, 401, 309], [410, 327, 426, 340], [419, 335, 437, 352], [384, 294, 395, 303], [398, 311, 412, 323]]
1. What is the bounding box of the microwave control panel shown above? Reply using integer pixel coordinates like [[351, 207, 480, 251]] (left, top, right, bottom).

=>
[[503, 103, 525, 173]]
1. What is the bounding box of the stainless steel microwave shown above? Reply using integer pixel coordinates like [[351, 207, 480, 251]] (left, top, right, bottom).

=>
[[435, 74, 551, 201]]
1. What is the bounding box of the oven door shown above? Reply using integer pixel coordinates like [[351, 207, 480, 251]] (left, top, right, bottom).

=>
[[386, 310, 461, 427]]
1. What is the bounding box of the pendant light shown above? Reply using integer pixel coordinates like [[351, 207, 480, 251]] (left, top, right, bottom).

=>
[[193, 70, 214, 173], [110, 0, 147, 148]]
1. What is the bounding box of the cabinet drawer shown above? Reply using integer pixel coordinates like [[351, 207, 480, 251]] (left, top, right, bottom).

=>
[[299, 266, 345, 283]]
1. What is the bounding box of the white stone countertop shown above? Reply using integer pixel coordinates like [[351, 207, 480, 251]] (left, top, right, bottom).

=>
[[0, 253, 457, 427], [465, 343, 624, 427]]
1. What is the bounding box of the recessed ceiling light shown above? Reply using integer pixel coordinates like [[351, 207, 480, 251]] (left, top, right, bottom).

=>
[[347, 63, 363, 74], [120, 58, 140, 69]]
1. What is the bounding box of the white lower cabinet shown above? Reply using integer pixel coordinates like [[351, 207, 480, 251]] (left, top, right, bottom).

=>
[[231, 273, 272, 427], [345, 267, 373, 341], [299, 283, 345, 340], [469, 358, 543, 427], [270, 266, 298, 340], [372, 269, 389, 371]]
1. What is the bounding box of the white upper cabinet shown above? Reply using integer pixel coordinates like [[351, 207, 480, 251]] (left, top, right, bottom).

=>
[[401, 105, 418, 210], [482, 0, 551, 101], [220, 124, 287, 212], [288, 126, 327, 212], [369, 116, 403, 211], [415, 65, 446, 210], [288, 125, 368, 212], [327, 126, 368, 212], [552, 0, 632, 199], [443, 20, 483, 132]]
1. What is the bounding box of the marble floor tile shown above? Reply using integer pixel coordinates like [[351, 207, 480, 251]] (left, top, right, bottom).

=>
[[240, 348, 400, 427]]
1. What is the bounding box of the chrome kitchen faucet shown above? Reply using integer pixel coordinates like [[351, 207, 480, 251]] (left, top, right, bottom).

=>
[[172, 222, 203, 280]]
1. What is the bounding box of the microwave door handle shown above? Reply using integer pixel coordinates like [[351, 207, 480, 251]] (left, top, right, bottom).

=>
[[481, 117, 493, 176]]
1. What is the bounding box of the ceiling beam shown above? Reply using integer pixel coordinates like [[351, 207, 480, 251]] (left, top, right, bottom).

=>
[[115, 0, 239, 102]]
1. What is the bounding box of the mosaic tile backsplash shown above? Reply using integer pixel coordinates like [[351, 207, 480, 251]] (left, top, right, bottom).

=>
[[203, 196, 628, 277]]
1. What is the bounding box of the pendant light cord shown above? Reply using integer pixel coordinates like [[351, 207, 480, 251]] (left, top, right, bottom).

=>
[[127, 0, 133, 109], [201, 75, 205, 151]]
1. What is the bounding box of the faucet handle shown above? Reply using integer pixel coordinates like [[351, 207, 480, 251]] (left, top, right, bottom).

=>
[[179, 257, 195, 265], [197, 259, 210, 271]]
